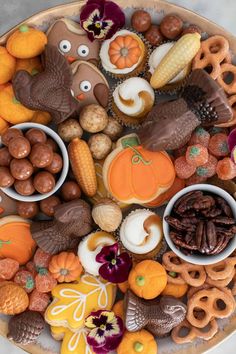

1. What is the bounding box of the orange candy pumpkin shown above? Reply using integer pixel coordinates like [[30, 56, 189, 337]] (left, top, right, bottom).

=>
[[162, 283, 188, 298], [109, 35, 142, 69], [117, 330, 158, 354], [103, 134, 175, 204], [128, 260, 167, 299], [0, 46, 16, 84], [7, 25, 47, 59], [49, 252, 83, 283], [15, 56, 42, 75], [0, 216, 36, 265], [0, 84, 35, 124], [112, 300, 124, 321]]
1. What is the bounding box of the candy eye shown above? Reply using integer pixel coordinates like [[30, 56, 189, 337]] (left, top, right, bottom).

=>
[[80, 80, 91, 92], [59, 40, 72, 53], [77, 45, 89, 57]]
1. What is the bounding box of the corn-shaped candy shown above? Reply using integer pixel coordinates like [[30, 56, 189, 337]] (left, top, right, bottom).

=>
[[150, 33, 201, 89], [68, 138, 97, 197]]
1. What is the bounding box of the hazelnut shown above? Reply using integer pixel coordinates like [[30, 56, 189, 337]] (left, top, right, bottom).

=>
[[61, 181, 81, 201], [40, 195, 61, 217]]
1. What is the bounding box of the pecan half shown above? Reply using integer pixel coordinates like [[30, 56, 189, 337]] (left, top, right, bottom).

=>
[[212, 217, 236, 225], [196, 221, 204, 249], [201, 207, 222, 218], [170, 231, 198, 250], [216, 196, 233, 217], [165, 216, 196, 232], [206, 221, 217, 251], [193, 196, 215, 211]]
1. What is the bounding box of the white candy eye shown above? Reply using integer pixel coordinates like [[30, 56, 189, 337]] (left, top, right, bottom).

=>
[[71, 89, 75, 97], [77, 45, 89, 57], [59, 40, 72, 53], [80, 80, 91, 92]]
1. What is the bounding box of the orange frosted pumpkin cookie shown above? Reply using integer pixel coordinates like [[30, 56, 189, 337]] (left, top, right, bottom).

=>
[[0, 46, 16, 84], [0, 281, 29, 315], [0, 215, 36, 265], [103, 134, 175, 204]]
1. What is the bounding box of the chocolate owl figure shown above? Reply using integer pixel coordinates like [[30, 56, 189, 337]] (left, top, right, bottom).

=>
[[31, 199, 92, 254], [71, 60, 110, 111], [124, 290, 187, 337], [12, 45, 79, 124], [47, 18, 100, 65]]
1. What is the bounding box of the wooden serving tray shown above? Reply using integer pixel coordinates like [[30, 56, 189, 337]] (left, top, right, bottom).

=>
[[0, 1, 236, 353]]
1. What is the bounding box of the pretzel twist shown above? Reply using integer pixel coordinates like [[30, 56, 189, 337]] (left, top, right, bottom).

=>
[[205, 257, 236, 280], [217, 63, 236, 95]]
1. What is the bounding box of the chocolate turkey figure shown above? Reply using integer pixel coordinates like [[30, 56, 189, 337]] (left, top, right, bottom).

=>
[[47, 18, 100, 65], [12, 45, 79, 124], [71, 60, 110, 111]]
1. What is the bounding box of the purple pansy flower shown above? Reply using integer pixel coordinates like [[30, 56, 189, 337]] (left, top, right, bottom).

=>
[[85, 310, 124, 354], [96, 243, 132, 283], [80, 0, 125, 41]]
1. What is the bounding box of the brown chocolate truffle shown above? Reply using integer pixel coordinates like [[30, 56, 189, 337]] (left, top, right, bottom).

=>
[[33, 171, 55, 194], [29, 143, 53, 168], [40, 195, 61, 217], [25, 128, 47, 145], [45, 153, 63, 174], [14, 178, 35, 196], [1, 128, 23, 146], [160, 14, 183, 39], [0, 167, 15, 188], [61, 181, 81, 201], [0, 147, 12, 167], [8, 137, 31, 159], [10, 159, 33, 180], [131, 10, 151, 33], [182, 24, 201, 36], [45, 138, 58, 152], [16, 201, 39, 219], [145, 25, 164, 46]]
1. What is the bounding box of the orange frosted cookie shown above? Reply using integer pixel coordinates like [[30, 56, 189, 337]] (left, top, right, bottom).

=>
[[103, 134, 175, 204]]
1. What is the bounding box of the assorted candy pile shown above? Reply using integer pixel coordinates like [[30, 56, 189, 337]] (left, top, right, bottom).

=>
[[0, 0, 236, 353]]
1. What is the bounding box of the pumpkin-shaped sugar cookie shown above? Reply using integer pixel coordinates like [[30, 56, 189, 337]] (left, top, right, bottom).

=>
[[0, 216, 36, 265], [0, 46, 16, 84], [103, 134, 175, 204], [45, 274, 116, 331], [0, 84, 35, 124], [117, 330, 157, 354], [7, 25, 47, 59]]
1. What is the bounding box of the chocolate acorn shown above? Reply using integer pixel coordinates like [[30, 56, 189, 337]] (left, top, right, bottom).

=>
[[31, 199, 92, 254], [12, 45, 79, 124], [7, 311, 45, 345], [124, 290, 187, 337], [138, 69, 233, 151]]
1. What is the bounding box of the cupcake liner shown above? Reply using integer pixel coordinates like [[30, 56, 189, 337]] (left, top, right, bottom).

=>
[[109, 79, 153, 128], [116, 208, 165, 261], [100, 28, 151, 80]]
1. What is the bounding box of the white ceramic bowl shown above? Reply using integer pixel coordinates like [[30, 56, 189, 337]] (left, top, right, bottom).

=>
[[0, 123, 69, 202], [163, 184, 236, 265]]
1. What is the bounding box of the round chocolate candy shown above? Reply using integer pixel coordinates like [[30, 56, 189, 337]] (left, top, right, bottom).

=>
[[145, 25, 164, 46], [1, 128, 23, 146], [0, 167, 15, 188], [39, 195, 61, 217], [0, 147, 12, 167], [45, 153, 63, 174], [182, 24, 201, 35], [14, 178, 35, 196], [61, 181, 81, 201], [45, 138, 58, 152], [33, 171, 55, 194], [8, 137, 31, 159], [10, 159, 33, 180], [25, 128, 47, 145], [160, 14, 183, 39], [16, 201, 39, 219], [131, 10, 152, 32], [29, 143, 53, 168]]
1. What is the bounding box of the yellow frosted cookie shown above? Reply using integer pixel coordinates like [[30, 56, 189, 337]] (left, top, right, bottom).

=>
[[45, 274, 116, 332], [51, 326, 94, 354]]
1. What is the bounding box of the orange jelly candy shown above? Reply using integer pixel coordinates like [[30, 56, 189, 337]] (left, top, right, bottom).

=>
[[174, 156, 196, 179], [0, 258, 19, 280], [186, 144, 208, 167], [34, 248, 52, 269], [29, 289, 50, 312], [216, 157, 236, 180], [14, 269, 35, 293], [35, 269, 57, 293]]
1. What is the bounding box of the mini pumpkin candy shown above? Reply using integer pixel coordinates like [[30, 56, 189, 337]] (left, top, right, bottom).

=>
[[31, 111, 52, 125], [112, 300, 124, 321], [161, 282, 188, 298], [49, 252, 83, 283], [0, 216, 36, 265], [6, 25, 47, 59], [117, 330, 157, 354], [128, 260, 167, 299], [0, 46, 16, 84], [103, 134, 175, 204], [0, 84, 35, 124], [15, 57, 42, 75]]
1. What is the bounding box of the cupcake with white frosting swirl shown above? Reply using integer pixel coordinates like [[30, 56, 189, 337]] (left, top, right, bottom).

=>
[[111, 77, 155, 126]]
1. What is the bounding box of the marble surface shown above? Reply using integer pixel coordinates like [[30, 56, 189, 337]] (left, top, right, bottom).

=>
[[0, 0, 236, 353]]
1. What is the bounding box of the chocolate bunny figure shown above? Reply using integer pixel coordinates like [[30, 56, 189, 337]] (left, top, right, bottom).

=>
[[31, 199, 92, 254], [125, 290, 187, 337]]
